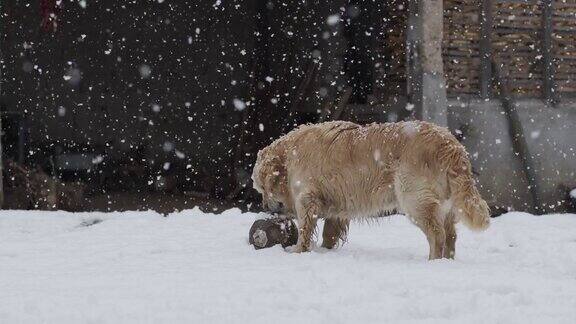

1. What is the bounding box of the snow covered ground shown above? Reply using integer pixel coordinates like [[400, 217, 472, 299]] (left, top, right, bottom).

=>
[[1, 209, 575, 323]]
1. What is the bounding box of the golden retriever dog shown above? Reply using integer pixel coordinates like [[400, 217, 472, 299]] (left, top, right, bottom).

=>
[[251, 121, 490, 259]]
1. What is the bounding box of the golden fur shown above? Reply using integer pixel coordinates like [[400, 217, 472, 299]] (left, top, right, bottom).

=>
[[252, 121, 490, 259]]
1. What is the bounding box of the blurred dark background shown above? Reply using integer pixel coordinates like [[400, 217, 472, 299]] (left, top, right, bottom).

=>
[[1, 0, 575, 214], [0, 0, 410, 213]]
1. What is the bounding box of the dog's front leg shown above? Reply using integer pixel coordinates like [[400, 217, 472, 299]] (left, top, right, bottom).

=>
[[288, 192, 321, 253], [321, 218, 349, 249]]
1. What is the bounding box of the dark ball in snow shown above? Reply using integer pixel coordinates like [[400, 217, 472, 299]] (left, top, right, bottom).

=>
[[249, 217, 298, 250]]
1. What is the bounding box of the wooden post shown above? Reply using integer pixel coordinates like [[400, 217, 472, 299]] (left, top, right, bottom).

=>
[[480, 0, 493, 99], [542, 0, 555, 103], [407, 0, 448, 126]]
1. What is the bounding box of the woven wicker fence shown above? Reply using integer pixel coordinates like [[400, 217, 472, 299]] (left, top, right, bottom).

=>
[[444, 0, 576, 99]]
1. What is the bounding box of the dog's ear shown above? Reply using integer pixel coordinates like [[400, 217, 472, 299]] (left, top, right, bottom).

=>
[[260, 148, 287, 191]]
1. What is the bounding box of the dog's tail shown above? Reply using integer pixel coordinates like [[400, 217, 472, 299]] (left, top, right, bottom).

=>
[[438, 140, 490, 231]]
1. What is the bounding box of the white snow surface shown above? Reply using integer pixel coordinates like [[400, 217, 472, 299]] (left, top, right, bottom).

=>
[[1, 209, 576, 323]]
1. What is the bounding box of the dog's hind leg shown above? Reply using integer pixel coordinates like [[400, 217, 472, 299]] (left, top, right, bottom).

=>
[[401, 191, 446, 260], [443, 212, 457, 259], [419, 205, 445, 260], [321, 218, 349, 249], [418, 203, 445, 260], [289, 192, 322, 253]]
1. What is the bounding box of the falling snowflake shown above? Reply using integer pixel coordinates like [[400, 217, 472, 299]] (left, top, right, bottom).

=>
[[139, 64, 152, 79], [327, 14, 340, 26], [233, 99, 246, 111]]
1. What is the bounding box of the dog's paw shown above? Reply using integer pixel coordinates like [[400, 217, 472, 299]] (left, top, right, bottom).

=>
[[285, 244, 308, 253]]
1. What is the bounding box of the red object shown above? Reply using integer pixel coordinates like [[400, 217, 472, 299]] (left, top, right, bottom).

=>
[[40, 0, 61, 32]]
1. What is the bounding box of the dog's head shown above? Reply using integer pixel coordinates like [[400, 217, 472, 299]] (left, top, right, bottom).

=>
[[252, 145, 292, 214]]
